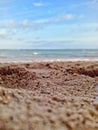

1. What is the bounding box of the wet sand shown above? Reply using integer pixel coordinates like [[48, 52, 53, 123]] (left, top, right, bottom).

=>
[[0, 61, 98, 130]]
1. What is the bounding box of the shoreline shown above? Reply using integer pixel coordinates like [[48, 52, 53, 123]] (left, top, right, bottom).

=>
[[1, 58, 98, 63]]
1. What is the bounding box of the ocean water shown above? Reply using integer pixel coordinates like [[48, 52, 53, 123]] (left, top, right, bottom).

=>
[[0, 49, 98, 62]]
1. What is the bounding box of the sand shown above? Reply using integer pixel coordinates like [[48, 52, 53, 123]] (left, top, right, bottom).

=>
[[0, 61, 98, 130]]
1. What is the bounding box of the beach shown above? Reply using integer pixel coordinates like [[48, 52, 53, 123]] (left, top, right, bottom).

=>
[[0, 61, 98, 130]]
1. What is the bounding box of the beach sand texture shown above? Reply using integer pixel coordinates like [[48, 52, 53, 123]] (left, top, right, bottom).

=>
[[0, 61, 98, 130]]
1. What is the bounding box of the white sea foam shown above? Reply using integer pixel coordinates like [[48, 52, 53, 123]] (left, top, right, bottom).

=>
[[33, 52, 38, 55]]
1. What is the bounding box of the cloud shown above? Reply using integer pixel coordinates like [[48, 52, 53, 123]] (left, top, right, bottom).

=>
[[1, 16, 97, 33], [22, 19, 30, 27], [55, 14, 74, 21], [21, 39, 76, 49], [0, 34, 7, 39], [5, 20, 16, 27], [71, 0, 98, 9], [32, 2, 44, 7], [0, 13, 74, 30], [19, 14, 74, 29], [0, 29, 11, 39], [34, 13, 74, 24], [26, 40, 77, 49], [0, 19, 98, 33]]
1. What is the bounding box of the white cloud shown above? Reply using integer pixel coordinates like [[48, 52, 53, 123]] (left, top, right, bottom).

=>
[[5, 20, 16, 27], [0, 19, 98, 33], [0, 13, 74, 29], [34, 14, 74, 24], [22, 19, 30, 27], [32, 2, 44, 7], [58, 14, 74, 21], [0, 29, 11, 39]]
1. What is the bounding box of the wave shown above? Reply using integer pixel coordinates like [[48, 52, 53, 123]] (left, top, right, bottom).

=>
[[33, 52, 38, 55]]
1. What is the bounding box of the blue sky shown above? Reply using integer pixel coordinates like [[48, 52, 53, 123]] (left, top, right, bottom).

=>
[[0, 0, 98, 49]]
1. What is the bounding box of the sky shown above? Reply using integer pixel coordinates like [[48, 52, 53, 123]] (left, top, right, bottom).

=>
[[0, 0, 98, 49]]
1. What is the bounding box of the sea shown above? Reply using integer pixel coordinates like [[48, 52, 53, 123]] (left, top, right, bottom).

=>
[[0, 49, 98, 63]]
